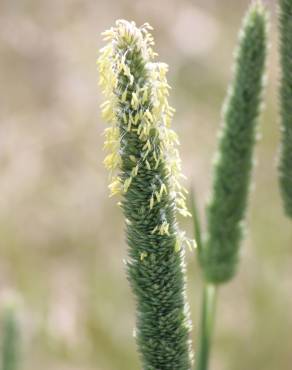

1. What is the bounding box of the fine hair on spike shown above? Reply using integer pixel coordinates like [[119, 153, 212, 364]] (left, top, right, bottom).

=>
[[200, 2, 268, 284], [278, 0, 292, 218], [98, 20, 194, 369]]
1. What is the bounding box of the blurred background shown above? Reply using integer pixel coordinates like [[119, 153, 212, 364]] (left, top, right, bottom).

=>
[[0, 0, 291, 369]]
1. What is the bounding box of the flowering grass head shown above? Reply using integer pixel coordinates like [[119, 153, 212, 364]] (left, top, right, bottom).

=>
[[98, 20, 193, 369]]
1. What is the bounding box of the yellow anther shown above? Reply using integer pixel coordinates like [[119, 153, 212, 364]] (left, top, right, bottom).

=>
[[142, 140, 151, 151], [140, 251, 148, 261], [101, 103, 114, 122], [142, 88, 148, 103], [101, 29, 115, 41], [155, 191, 161, 203], [123, 177, 132, 192], [137, 124, 142, 136], [100, 100, 110, 108], [104, 153, 120, 170], [123, 112, 127, 123], [143, 126, 148, 136], [131, 165, 139, 176], [129, 155, 136, 162], [176, 198, 186, 208], [98, 21, 191, 218], [149, 195, 154, 210], [151, 226, 158, 234], [159, 222, 170, 235], [144, 110, 153, 123], [109, 178, 122, 197], [134, 114, 139, 125], [185, 239, 197, 252], [159, 183, 167, 197], [145, 160, 151, 170], [154, 159, 160, 169], [143, 148, 150, 159], [131, 93, 139, 109], [175, 239, 181, 252], [178, 208, 192, 218], [121, 89, 127, 102]]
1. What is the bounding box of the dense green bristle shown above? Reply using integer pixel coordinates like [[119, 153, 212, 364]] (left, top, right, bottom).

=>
[[1, 306, 19, 370], [278, 0, 292, 218], [98, 20, 193, 369], [200, 2, 268, 284]]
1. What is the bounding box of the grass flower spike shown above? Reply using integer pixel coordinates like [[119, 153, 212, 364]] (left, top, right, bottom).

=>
[[1, 304, 19, 370], [278, 0, 292, 218], [201, 2, 268, 284], [98, 20, 193, 369], [192, 3, 268, 370]]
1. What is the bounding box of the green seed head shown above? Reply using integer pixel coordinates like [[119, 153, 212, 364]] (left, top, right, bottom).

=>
[[98, 20, 193, 369], [1, 299, 20, 370], [278, 0, 292, 218], [200, 2, 268, 284]]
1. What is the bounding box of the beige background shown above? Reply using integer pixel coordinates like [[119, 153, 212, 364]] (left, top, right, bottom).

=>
[[0, 0, 291, 369]]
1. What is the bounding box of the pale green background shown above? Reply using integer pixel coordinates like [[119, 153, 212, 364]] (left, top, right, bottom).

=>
[[0, 0, 291, 369]]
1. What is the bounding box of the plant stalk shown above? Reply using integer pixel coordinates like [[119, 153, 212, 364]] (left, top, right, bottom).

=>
[[196, 283, 217, 370]]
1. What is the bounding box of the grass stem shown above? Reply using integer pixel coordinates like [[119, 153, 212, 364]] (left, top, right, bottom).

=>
[[196, 283, 217, 370]]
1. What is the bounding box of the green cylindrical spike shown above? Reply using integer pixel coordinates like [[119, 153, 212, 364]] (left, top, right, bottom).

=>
[[201, 2, 268, 284], [1, 305, 19, 370], [98, 20, 193, 369], [278, 0, 292, 218]]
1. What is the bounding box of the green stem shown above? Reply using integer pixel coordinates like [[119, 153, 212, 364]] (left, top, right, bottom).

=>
[[196, 283, 217, 370]]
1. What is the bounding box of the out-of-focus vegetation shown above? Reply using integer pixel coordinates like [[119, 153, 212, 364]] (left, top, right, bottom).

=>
[[0, 0, 291, 370]]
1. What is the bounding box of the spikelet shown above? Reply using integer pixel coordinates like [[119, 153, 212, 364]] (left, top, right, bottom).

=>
[[97, 20, 189, 219], [98, 20, 193, 370], [201, 3, 268, 284]]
